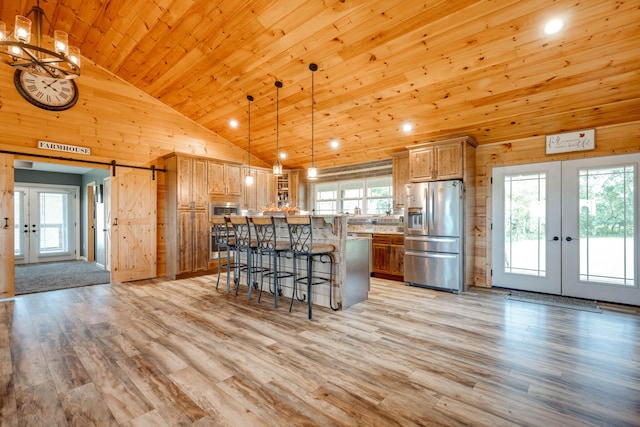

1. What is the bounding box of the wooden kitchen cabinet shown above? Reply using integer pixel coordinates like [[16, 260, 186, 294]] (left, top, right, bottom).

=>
[[389, 236, 405, 277], [409, 136, 477, 182], [177, 209, 209, 275], [176, 156, 207, 210], [242, 167, 275, 210], [207, 160, 242, 197], [372, 234, 404, 281], [392, 151, 410, 208], [165, 154, 210, 279]]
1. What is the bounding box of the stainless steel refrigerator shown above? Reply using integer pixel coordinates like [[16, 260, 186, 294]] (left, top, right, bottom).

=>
[[404, 180, 464, 292]]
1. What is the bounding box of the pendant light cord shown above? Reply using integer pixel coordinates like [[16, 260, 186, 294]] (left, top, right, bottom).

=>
[[247, 95, 253, 172], [310, 63, 317, 166], [276, 82, 280, 156]]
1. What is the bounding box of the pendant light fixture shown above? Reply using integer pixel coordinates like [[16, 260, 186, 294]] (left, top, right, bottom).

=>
[[273, 80, 283, 176], [307, 63, 318, 180], [245, 95, 255, 186]]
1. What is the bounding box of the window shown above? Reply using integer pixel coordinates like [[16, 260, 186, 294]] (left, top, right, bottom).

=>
[[312, 176, 393, 214]]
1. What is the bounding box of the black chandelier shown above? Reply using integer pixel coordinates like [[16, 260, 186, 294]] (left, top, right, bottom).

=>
[[0, 1, 81, 79]]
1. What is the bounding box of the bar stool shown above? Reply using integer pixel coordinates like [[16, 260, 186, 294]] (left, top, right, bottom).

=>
[[210, 215, 237, 292], [251, 215, 293, 308], [227, 216, 266, 300], [285, 215, 339, 319]]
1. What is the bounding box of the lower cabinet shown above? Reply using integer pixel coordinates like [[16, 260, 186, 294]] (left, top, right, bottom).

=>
[[372, 234, 404, 281], [176, 209, 209, 276]]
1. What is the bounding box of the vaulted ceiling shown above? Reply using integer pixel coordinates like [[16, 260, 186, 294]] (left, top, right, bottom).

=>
[[1, 0, 639, 170]]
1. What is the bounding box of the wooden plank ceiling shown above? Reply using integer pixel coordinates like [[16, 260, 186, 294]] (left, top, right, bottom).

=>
[[1, 0, 639, 170]]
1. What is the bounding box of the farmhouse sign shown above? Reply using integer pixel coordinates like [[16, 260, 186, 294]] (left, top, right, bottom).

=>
[[38, 140, 91, 155], [545, 129, 595, 154]]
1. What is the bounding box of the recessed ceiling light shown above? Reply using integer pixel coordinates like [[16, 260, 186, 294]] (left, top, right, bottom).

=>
[[543, 18, 564, 35], [279, 152, 287, 159], [330, 139, 340, 149], [229, 119, 239, 128], [402, 122, 414, 133]]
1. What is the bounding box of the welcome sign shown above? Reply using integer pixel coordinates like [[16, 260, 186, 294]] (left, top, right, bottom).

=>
[[546, 129, 595, 154], [38, 140, 91, 155]]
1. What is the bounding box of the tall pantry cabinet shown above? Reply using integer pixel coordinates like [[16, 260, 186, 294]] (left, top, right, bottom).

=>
[[165, 154, 209, 279]]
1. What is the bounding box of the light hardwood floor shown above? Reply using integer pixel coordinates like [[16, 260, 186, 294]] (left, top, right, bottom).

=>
[[1, 276, 639, 426]]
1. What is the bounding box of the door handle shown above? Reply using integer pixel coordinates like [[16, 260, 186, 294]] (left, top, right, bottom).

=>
[[114, 218, 118, 226], [551, 236, 559, 241], [2, 218, 8, 228], [565, 236, 575, 242]]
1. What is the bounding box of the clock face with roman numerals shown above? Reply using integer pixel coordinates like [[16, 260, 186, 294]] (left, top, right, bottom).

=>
[[14, 69, 79, 111]]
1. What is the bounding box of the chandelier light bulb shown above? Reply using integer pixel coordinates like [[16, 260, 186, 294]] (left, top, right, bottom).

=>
[[15, 16, 31, 43], [0, 22, 6, 40], [68, 46, 81, 66], [54, 30, 69, 55]]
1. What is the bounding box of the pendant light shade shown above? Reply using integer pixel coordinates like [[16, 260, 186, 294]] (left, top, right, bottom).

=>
[[307, 63, 318, 180], [273, 80, 283, 176], [245, 95, 255, 186]]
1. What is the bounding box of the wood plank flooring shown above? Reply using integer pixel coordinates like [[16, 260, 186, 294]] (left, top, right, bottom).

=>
[[1, 276, 639, 426]]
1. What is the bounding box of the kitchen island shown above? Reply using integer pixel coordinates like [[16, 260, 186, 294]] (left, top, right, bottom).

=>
[[231, 214, 370, 312]]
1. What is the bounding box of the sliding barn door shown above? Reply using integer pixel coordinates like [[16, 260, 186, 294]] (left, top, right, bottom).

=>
[[111, 167, 157, 282], [0, 154, 14, 297]]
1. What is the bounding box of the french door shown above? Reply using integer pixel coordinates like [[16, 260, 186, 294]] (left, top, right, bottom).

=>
[[14, 184, 79, 265], [492, 153, 640, 306]]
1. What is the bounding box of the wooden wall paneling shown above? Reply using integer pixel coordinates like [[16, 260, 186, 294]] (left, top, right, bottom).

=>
[[473, 121, 640, 288], [0, 154, 14, 298], [2, 1, 639, 170]]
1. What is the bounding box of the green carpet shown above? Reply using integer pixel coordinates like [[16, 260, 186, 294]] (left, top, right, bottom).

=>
[[15, 261, 111, 295], [506, 290, 602, 313]]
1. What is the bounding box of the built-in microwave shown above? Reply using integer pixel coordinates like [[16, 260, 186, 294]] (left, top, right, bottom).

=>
[[210, 202, 240, 217], [210, 202, 240, 260]]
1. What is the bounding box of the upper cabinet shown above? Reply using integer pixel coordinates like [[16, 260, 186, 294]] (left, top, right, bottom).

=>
[[392, 152, 410, 208], [408, 136, 477, 183], [242, 167, 275, 211], [174, 156, 207, 210], [207, 160, 242, 197]]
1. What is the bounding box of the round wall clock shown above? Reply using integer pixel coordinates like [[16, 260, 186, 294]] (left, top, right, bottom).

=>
[[13, 69, 79, 111]]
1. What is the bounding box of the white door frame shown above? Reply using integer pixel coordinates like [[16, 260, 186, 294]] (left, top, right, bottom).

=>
[[561, 154, 640, 305], [14, 183, 80, 264], [492, 154, 640, 306], [491, 161, 562, 294]]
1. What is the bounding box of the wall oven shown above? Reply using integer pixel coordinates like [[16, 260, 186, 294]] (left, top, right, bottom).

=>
[[210, 202, 240, 260]]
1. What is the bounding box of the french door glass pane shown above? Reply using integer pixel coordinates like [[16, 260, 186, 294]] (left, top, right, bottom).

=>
[[39, 192, 70, 254], [503, 172, 547, 276], [578, 166, 634, 285], [14, 191, 23, 256]]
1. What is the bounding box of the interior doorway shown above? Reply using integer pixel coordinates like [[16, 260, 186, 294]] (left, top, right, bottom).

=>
[[492, 153, 640, 306], [14, 184, 79, 265]]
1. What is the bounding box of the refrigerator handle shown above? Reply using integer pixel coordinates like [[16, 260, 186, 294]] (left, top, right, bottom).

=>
[[429, 187, 435, 232]]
